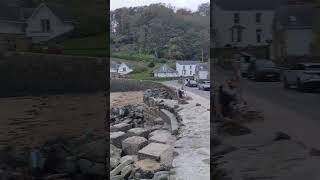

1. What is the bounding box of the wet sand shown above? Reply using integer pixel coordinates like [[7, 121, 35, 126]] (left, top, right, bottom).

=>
[[0, 93, 106, 149]]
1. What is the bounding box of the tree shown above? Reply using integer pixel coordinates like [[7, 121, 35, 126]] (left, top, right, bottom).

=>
[[196, 3, 210, 16]]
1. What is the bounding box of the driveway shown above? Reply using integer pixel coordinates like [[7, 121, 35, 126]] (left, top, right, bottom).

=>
[[163, 80, 210, 99]]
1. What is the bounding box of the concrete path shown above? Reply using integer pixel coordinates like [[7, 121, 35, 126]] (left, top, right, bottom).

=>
[[163, 82, 210, 180]]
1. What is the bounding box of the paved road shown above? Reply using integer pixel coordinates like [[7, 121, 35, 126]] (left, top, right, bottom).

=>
[[214, 67, 320, 148], [163, 80, 210, 99], [242, 79, 320, 121]]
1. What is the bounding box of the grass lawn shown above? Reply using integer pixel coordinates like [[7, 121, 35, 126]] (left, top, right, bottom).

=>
[[60, 33, 108, 57]]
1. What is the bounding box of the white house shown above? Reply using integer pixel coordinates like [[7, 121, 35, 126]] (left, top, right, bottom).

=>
[[0, 3, 75, 44], [110, 61, 120, 73], [117, 63, 134, 75], [212, 0, 281, 48], [195, 63, 209, 80], [176, 61, 200, 77], [153, 64, 178, 77], [273, 5, 315, 57]]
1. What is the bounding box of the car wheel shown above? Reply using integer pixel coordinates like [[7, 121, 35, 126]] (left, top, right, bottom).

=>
[[283, 77, 289, 89]]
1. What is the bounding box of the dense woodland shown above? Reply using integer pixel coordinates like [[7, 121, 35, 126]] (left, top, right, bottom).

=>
[[110, 3, 210, 61]]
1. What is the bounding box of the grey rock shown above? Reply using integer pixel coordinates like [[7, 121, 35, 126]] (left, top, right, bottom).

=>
[[127, 128, 150, 138], [135, 159, 161, 178], [138, 143, 171, 161], [111, 123, 132, 132], [111, 131, 127, 148], [77, 159, 105, 176], [78, 139, 107, 163], [122, 136, 148, 155], [110, 144, 122, 169], [121, 164, 133, 178], [111, 159, 134, 177], [120, 155, 138, 164], [152, 171, 170, 180]]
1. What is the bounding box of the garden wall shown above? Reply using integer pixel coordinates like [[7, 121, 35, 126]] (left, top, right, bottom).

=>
[[0, 52, 107, 97]]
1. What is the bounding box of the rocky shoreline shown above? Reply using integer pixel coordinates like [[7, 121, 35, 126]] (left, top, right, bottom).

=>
[[110, 87, 180, 180]]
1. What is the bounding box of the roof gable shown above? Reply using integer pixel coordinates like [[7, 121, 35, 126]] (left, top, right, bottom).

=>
[[27, 3, 74, 24]]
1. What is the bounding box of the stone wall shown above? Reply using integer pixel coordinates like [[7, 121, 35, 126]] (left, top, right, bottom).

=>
[[110, 79, 177, 99], [0, 52, 107, 97]]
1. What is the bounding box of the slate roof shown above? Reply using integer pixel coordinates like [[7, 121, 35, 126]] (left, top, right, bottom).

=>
[[275, 5, 315, 29], [196, 63, 209, 71], [176, 61, 200, 65], [45, 3, 75, 22], [153, 65, 177, 74], [111, 61, 120, 70], [215, 0, 286, 11], [121, 63, 134, 69]]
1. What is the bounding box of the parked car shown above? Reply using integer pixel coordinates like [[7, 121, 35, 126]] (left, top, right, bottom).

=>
[[247, 59, 280, 81], [282, 63, 320, 91], [237, 52, 256, 76], [198, 81, 210, 91], [186, 80, 198, 87]]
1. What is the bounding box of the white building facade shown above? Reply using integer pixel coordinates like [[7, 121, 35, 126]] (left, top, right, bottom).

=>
[[117, 63, 134, 75], [176, 61, 200, 77], [153, 65, 178, 77], [212, 0, 279, 48]]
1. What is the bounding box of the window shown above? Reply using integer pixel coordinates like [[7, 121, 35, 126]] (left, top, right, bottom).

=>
[[234, 13, 240, 24], [183, 65, 185, 70], [190, 71, 192, 75], [123, 67, 126, 72], [256, 29, 262, 43], [183, 70, 186, 75], [237, 29, 242, 42], [231, 29, 234, 42], [41, 19, 50, 32], [256, 13, 262, 23], [190, 65, 192, 69]]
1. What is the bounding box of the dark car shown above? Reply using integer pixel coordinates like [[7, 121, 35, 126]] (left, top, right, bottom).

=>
[[186, 80, 198, 87], [247, 60, 280, 81]]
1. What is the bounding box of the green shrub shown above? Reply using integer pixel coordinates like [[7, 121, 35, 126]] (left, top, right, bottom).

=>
[[147, 62, 155, 68]]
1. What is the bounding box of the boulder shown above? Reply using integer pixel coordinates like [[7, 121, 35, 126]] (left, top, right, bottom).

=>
[[111, 123, 132, 132], [122, 136, 148, 155], [120, 155, 138, 164], [110, 144, 122, 169], [111, 159, 134, 177], [135, 159, 161, 178], [154, 117, 164, 125], [77, 159, 105, 176], [78, 139, 107, 163], [152, 171, 170, 180], [121, 164, 134, 178], [149, 130, 175, 145], [127, 128, 150, 138], [111, 131, 127, 148], [138, 143, 171, 161]]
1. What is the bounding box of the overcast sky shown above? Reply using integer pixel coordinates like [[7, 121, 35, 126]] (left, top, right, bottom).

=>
[[110, 0, 209, 11]]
